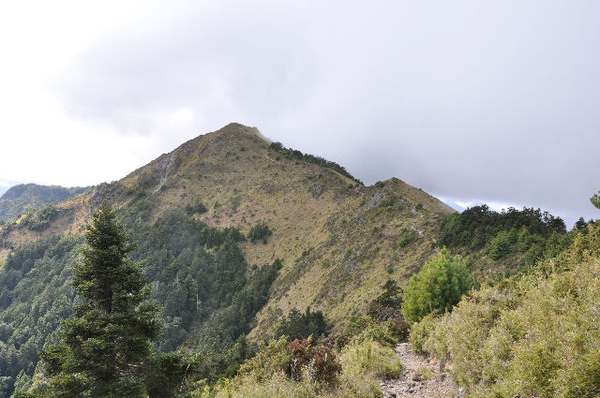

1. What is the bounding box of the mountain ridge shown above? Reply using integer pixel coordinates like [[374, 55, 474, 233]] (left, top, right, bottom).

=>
[[110, 123, 454, 332], [0, 183, 88, 222], [0, 123, 454, 295], [0, 123, 455, 395]]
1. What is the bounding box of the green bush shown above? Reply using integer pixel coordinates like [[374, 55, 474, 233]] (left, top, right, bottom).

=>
[[218, 327, 398, 397], [367, 279, 403, 320], [419, 223, 600, 397], [247, 221, 273, 244], [238, 336, 291, 382], [185, 200, 208, 215], [402, 249, 473, 324], [215, 370, 319, 398], [352, 324, 395, 348], [432, 280, 524, 392], [340, 337, 402, 379], [487, 229, 517, 259], [398, 231, 416, 248], [517, 226, 534, 251], [408, 313, 443, 355], [288, 337, 342, 385], [274, 307, 331, 341]]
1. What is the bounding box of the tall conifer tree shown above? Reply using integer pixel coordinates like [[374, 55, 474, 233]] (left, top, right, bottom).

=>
[[40, 202, 160, 397]]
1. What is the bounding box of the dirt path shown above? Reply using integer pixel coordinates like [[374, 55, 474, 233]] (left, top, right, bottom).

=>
[[380, 343, 462, 398]]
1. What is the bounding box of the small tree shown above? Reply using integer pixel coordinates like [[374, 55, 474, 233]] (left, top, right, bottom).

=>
[[40, 202, 161, 397], [247, 221, 272, 244], [368, 279, 403, 321], [592, 191, 600, 210], [402, 249, 473, 325], [274, 307, 331, 342]]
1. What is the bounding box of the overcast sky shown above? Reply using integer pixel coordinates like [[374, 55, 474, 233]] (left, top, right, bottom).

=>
[[1, 0, 599, 226]]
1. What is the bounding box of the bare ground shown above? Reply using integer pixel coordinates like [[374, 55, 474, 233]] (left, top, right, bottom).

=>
[[380, 343, 463, 398]]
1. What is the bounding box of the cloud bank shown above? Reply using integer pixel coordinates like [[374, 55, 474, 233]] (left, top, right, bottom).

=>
[[14, 0, 600, 224]]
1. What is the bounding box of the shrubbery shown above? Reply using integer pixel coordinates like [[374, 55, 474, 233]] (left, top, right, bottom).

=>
[[288, 337, 342, 384], [410, 222, 600, 397], [408, 313, 443, 355], [367, 279, 402, 320], [215, 324, 402, 398], [402, 249, 473, 324], [20, 205, 59, 232], [274, 307, 330, 341], [341, 337, 402, 380], [439, 205, 567, 249], [212, 281, 408, 398], [185, 200, 207, 215], [247, 221, 273, 244], [269, 142, 362, 184], [439, 206, 570, 267]]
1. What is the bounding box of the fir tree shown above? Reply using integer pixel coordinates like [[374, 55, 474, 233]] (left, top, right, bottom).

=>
[[39, 202, 161, 397]]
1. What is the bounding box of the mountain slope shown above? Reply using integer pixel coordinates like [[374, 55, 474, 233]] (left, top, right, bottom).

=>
[[109, 122, 454, 332], [0, 184, 87, 222], [0, 123, 454, 330], [0, 123, 454, 395]]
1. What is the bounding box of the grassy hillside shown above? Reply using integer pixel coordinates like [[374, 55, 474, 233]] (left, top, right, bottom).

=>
[[83, 123, 454, 333], [0, 123, 455, 396]]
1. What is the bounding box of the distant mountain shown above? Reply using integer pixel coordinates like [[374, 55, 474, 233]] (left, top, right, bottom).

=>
[[0, 185, 10, 197], [0, 123, 455, 396], [0, 183, 88, 222]]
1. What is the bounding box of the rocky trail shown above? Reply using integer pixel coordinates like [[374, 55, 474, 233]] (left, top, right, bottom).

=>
[[380, 343, 463, 398]]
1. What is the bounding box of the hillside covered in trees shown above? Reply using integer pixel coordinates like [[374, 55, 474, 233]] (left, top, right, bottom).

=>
[[409, 202, 600, 398], [0, 184, 87, 223], [0, 123, 595, 397]]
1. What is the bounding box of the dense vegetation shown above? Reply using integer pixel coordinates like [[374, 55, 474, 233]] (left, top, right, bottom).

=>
[[439, 205, 567, 250], [0, 200, 283, 396], [1, 198, 589, 397], [404, 196, 600, 397], [0, 201, 413, 397], [410, 221, 600, 397], [207, 289, 408, 397], [273, 307, 331, 341], [185, 198, 596, 397], [269, 141, 362, 184], [438, 205, 578, 282], [247, 221, 273, 244], [0, 235, 78, 397]]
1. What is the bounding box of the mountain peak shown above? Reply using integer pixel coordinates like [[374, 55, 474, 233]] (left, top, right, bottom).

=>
[[206, 122, 268, 143]]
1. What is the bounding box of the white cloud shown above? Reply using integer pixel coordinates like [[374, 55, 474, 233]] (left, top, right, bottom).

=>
[[1, 0, 599, 224]]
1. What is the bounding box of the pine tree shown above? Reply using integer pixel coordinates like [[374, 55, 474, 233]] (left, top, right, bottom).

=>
[[40, 202, 161, 397], [402, 248, 473, 325]]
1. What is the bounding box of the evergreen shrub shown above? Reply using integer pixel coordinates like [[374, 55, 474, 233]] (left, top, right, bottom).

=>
[[402, 249, 473, 324]]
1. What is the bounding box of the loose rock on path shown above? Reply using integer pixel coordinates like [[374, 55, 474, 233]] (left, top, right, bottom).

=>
[[380, 343, 463, 398]]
